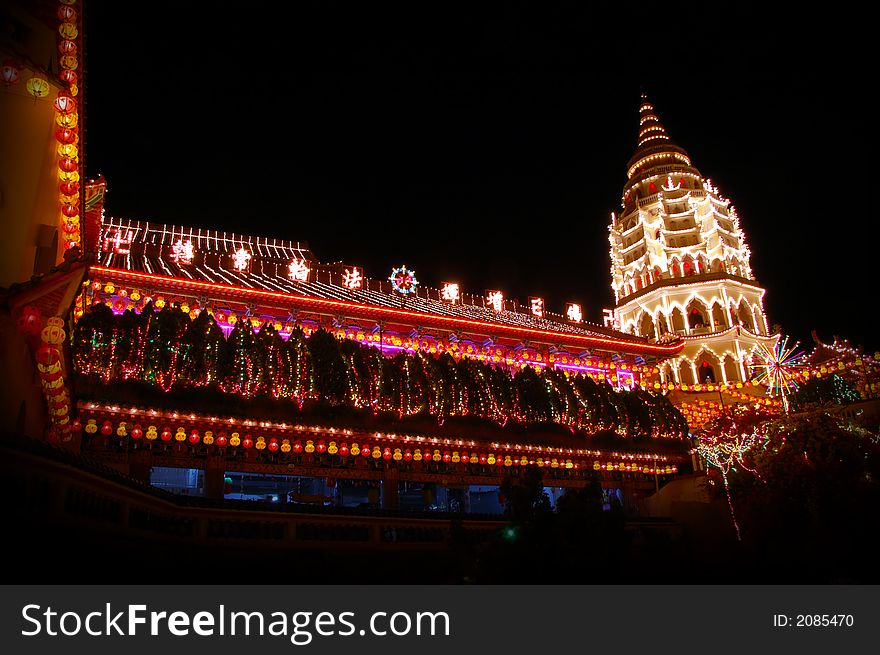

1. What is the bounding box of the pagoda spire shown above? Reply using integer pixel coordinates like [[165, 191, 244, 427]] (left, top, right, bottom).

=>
[[637, 92, 672, 149], [625, 92, 693, 181]]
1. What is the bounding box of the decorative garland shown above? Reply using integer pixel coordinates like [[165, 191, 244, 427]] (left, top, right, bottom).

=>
[[71, 301, 689, 440]]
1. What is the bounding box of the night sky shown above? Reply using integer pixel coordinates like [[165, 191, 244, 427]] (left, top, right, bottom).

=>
[[83, 2, 876, 352]]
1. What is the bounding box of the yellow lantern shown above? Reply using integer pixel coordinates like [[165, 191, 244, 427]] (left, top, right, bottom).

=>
[[230, 432, 241, 447], [26, 75, 50, 99]]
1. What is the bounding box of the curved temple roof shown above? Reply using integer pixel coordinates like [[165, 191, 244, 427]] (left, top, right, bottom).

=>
[[94, 216, 684, 358]]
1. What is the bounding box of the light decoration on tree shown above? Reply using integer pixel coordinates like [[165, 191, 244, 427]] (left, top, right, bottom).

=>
[[529, 297, 544, 318], [342, 266, 363, 290], [486, 290, 504, 312], [566, 303, 583, 323], [440, 282, 460, 304], [389, 265, 418, 295], [288, 259, 311, 282], [751, 336, 807, 412], [694, 412, 767, 541], [170, 239, 194, 264], [232, 247, 251, 272]]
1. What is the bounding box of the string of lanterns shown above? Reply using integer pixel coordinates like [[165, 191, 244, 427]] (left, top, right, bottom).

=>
[[73, 406, 683, 477], [17, 306, 73, 442], [56, 0, 82, 253]]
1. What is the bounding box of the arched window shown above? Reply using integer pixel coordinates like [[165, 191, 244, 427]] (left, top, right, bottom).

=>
[[669, 307, 686, 333], [699, 360, 716, 383]]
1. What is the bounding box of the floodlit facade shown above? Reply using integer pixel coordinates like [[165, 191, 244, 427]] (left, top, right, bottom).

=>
[[609, 94, 777, 385]]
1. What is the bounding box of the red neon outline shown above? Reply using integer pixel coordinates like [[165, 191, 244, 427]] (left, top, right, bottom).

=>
[[89, 266, 685, 356]]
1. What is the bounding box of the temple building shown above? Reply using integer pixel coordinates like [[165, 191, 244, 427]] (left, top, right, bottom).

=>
[[609, 94, 777, 386]]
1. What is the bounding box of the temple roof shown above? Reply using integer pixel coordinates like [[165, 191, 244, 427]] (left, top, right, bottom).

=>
[[95, 216, 684, 358]]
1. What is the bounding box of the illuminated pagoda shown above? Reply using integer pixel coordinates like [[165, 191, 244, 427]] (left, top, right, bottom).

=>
[[608, 94, 777, 388], [51, 202, 693, 509]]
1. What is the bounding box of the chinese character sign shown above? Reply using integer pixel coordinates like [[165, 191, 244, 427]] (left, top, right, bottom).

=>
[[602, 308, 620, 330], [232, 247, 251, 272], [103, 228, 133, 254], [288, 259, 311, 282], [486, 290, 504, 312], [566, 303, 583, 323], [170, 239, 194, 264], [529, 297, 544, 318], [441, 282, 460, 304], [342, 266, 363, 290]]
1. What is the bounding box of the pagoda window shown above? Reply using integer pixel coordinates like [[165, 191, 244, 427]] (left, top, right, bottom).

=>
[[737, 302, 755, 331], [711, 302, 726, 330], [669, 307, 686, 333], [639, 312, 656, 340], [723, 356, 741, 383], [687, 301, 708, 330], [698, 359, 717, 383], [678, 359, 695, 385]]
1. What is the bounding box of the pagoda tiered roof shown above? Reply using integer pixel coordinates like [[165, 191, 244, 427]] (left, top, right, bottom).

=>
[[94, 216, 684, 358]]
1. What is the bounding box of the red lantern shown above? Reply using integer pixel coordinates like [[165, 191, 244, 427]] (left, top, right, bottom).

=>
[[58, 40, 77, 57], [58, 176, 79, 192], [61, 203, 79, 217], [35, 345, 60, 367], [57, 4, 77, 21], [361, 444, 371, 457], [293, 440, 303, 454], [479, 454, 488, 464], [442, 451, 451, 463], [100, 421, 113, 436], [188, 430, 200, 444], [268, 438, 279, 452], [59, 68, 77, 86], [403, 449, 412, 461], [58, 158, 77, 172], [160, 428, 172, 441], [339, 442, 349, 456], [216, 431, 228, 447], [242, 435, 253, 449], [382, 447, 392, 461], [16, 306, 42, 336], [54, 90, 76, 114], [131, 425, 143, 440], [71, 417, 82, 432], [316, 439, 326, 453], [1, 59, 21, 86]]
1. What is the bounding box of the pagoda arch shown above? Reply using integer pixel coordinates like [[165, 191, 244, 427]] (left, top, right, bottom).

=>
[[736, 300, 755, 331], [677, 358, 696, 385], [723, 354, 741, 383], [639, 311, 656, 339], [710, 301, 727, 330], [686, 298, 709, 330], [668, 306, 686, 334], [695, 349, 721, 383]]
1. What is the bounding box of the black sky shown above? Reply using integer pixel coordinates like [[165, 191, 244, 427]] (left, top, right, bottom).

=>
[[83, 1, 877, 352]]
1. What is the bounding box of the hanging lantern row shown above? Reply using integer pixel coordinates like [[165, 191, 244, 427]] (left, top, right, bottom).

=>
[[74, 419, 681, 476], [34, 315, 73, 442], [55, 0, 82, 252]]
